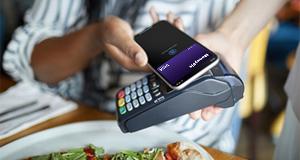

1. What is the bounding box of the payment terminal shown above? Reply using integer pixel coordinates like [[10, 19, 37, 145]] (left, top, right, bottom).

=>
[[116, 60, 244, 133]]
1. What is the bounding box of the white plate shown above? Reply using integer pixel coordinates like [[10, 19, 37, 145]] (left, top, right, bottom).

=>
[[0, 120, 213, 160]]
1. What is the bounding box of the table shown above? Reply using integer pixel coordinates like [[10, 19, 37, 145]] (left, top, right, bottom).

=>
[[0, 74, 246, 160]]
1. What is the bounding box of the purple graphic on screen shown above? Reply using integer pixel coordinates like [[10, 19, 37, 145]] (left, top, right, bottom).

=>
[[157, 43, 210, 85]]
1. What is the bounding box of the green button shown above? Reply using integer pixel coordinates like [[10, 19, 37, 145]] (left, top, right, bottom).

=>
[[119, 106, 127, 115]]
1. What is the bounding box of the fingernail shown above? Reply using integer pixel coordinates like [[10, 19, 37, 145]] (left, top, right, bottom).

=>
[[135, 52, 147, 66]]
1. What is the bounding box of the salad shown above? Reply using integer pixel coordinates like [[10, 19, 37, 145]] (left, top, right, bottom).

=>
[[25, 142, 205, 160]]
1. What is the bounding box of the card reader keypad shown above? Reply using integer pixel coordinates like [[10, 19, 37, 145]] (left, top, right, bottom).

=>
[[117, 75, 162, 115]]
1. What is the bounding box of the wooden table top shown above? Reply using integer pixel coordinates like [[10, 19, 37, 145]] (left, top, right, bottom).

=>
[[0, 74, 246, 160]]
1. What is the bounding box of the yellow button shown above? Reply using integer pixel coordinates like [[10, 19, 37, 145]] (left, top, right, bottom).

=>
[[118, 98, 125, 107]]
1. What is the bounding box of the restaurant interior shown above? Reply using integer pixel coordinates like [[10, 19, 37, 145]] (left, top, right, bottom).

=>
[[0, 0, 299, 160]]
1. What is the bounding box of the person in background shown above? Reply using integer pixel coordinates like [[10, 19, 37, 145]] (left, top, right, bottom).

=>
[[2, 0, 242, 153]]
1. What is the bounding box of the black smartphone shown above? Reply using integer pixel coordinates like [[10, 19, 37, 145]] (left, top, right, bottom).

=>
[[135, 21, 219, 90]]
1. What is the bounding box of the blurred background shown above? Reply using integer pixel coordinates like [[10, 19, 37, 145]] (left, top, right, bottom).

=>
[[0, 0, 299, 159]]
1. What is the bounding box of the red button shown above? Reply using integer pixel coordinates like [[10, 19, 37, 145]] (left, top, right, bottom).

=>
[[117, 90, 125, 98]]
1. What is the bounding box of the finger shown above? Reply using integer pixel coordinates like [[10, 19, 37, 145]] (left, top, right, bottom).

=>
[[213, 106, 223, 114], [201, 106, 215, 121], [105, 44, 150, 72], [102, 17, 148, 67], [189, 110, 202, 120], [174, 17, 184, 31], [108, 32, 148, 67], [166, 11, 176, 23], [102, 18, 148, 66], [149, 6, 159, 23]]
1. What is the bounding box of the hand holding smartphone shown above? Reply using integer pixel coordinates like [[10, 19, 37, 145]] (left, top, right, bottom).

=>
[[135, 21, 219, 90]]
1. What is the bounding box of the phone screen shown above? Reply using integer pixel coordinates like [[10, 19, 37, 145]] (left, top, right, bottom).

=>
[[135, 21, 218, 87]]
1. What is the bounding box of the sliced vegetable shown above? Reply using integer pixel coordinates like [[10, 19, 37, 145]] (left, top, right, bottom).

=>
[[25, 144, 175, 160], [89, 144, 105, 158]]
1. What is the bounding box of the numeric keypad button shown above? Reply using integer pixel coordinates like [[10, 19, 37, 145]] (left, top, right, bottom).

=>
[[126, 103, 133, 111], [143, 85, 149, 93], [138, 96, 146, 105], [125, 95, 131, 103], [136, 80, 142, 88], [125, 87, 131, 95], [142, 77, 148, 85], [130, 84, 136, 91], [131, 92, 137, 99], [137, 88, 143, 96], [132, 99, 140, 108], [145, 93, 152, 102]]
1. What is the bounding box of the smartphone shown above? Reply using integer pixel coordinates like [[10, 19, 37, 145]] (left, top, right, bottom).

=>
[[135, 21, 219, 90]]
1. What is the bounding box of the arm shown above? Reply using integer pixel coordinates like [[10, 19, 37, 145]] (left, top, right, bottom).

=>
[[4, 0, 148, 85], [195, 0, 288, 74], [147, 2, 288, 120], [219, 0, 288, 52], [32, 17, 149, 84], [31, 24, 102, 84], [190, 0, 288, 120], [3, 0, 88, 83]]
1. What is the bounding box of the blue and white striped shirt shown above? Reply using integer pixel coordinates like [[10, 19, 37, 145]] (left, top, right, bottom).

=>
[[3, 0, 241, 153]]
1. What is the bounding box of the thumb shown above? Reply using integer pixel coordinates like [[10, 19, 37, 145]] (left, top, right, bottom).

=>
[[121, 40, 148, 67], [108, 30, 148, 67]]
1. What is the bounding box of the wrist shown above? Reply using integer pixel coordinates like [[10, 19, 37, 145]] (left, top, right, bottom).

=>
[[85, 22, 105, 55], [217, 23, 249, 52]]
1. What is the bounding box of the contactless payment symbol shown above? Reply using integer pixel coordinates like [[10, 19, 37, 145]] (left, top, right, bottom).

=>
[[168, 48, 177, 55]]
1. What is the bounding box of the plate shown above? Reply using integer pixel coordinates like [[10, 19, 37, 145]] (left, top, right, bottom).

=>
[[0, 120, 213, 160]]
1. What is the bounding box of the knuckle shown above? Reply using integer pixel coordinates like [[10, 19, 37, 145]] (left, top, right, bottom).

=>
[[126, 45, 137, 57], [123, 61, 135, 70]]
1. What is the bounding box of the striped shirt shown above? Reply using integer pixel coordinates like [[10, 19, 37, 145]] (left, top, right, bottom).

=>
[[3, 0, 242, 152]]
